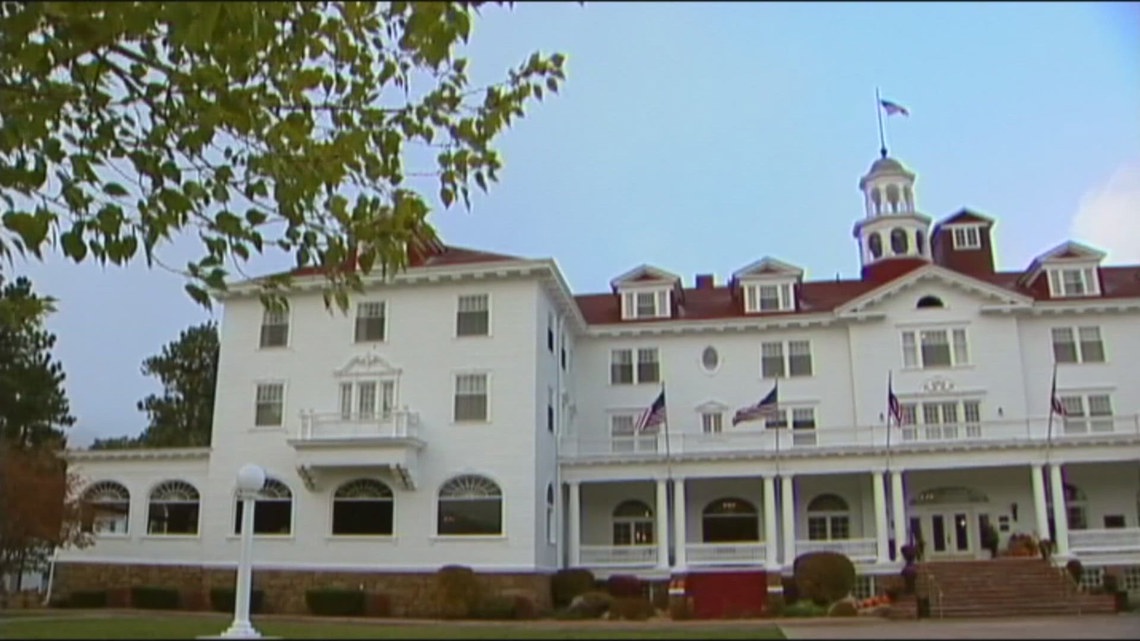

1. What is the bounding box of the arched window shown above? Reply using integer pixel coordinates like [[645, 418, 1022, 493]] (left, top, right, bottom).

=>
[[545, 483, 556, 544], [234, 478, 293, 535], [890, 228, 909, 255], [870, 188, 883, 215], [438, 475, 503, 536], [885, 184, 901, 213], [807, 494, 850, 541], [332, 479, 393, 536], [1046, 483, 1088, 532], [868, 232, 883, 259], [612, 499, 654, 546], [701, 497, 759, 543], [147, 480, 200, 535], [915, 229, 925, 254], [82, 481, 130, 535], [916, 295, 944, 309]]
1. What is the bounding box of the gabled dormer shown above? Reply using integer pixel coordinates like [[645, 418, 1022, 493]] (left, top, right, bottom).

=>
[[610, 264, 681, 320], [730, 257, 803, 313], [931, 209, 996, 276], [1020, 241, 1106, 299]]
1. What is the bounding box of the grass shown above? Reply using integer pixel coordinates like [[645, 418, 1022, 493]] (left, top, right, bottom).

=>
[[0, 612, 788, 639]]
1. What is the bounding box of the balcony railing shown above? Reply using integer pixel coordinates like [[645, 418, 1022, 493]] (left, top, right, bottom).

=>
[[579, 545, 657, 567], [1069, 528, 1140, 554], [297, 410, 420, 441], [560, 414, 1140, 461], [795, 538, 878, 562], [685, 542, 767, 566]]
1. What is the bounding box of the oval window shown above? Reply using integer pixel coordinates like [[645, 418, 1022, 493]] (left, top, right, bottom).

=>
[[701, 346, 719, 372]]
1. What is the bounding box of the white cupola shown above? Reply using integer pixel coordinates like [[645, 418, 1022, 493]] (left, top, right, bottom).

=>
[[852, 154, 933, 277]]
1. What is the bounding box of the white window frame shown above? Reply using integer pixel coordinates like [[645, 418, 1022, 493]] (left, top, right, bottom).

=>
[[259, 307, 290, 349], [609, 347, 660, 385], [744, 281, 794, 313], [898, 399, 982, 441], [1047, 267, 1100, 298], [950, 225, 981, 250], [338, 379, 397, 421], [609, 413, 657, 453], [1058, 392, 1114, 435], [354, 301, 387, 343], [254, 382, 286, 427], [765, 405, 818, 446], [620, 288, 671, 320], [1051, 326, 1106, 364], [900, 327, 969, 369], [701, 412, 723, 434], [760, 340, 813, 378], [453, 372, 490, 423], [456, 293, 491, 337]]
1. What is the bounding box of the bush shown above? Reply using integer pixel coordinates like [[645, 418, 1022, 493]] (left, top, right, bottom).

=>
[[566, 590, 613, 619], [551, 568, 595, 607], [435, 565, 481, 619], [305, 589, 366, 617], [781, 576, 800, 605], [783, 600, 828, 618], [61, 590, 107, 609], [794, 551, 856, 606], [471, 594, 517, 620], [650, 581, 669, 612], [1065, 559, 1084, 585], [129, 586, 180, 610], [610, 596, 654, 621], [828, 600, 858, 617], [1102, 573, 1119, 593], [606, 574, 642, 598], [209, 588, 266, 614]]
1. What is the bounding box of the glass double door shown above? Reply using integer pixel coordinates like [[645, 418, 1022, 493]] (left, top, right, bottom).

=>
[[910, 510, 973, 558]]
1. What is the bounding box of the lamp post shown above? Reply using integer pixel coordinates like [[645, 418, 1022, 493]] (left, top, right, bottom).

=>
[[214, 464, 266, 639]]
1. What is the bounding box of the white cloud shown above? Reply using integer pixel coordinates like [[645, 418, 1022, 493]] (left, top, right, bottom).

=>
[[1070, 162, 1140, 264]]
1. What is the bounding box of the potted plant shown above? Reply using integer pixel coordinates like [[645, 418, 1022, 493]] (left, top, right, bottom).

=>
[[900, 544, 918, 565], [980, 523, 1000, 559]]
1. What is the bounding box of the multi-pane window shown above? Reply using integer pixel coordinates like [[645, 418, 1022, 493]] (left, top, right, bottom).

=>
[[354, 302, 386, 342], [701, 412, 723, 434], [760, 341, 813, 378], [147, 481, 201, 535], [456, 294, 490, 336], [610, 414, 656, 453], [1059, 393, 1114, 434], [454, 374, 489, 422], [806, 494, 850, 541], [901, 328, 968, 368], [547, 387, 555, 433], [612, 500, 654, 546], [765, 407, 817, 445], [951, 226, 981, 250], [1048, 267, 1099, 297], [437, 475, 502, 536], [898, 400, 982, 440], [610, 348, 660, 385], [621, 289, 669, 319], [259, 308, 289, 348], [1051, 327, 1105, 364], [339, 381, 395, 420], [744, 282, 794, 313], [255, 383, 284, 427], [234, 479, 293, 535], [547, 313, 555, 353], [331, 479, 394, 536]]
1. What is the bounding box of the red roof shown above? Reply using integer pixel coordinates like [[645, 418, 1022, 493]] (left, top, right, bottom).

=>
[[287, 243, 524, 278]]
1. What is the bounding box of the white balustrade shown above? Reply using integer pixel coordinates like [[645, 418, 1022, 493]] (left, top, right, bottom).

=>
[[1069, 528, 1140, 553], [578, 545, 657, 567], [297, 409, 419, 441], [795, 538, 878, 562], [685, 542, 767, 566]]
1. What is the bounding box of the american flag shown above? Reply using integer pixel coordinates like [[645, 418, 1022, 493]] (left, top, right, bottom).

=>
[[1049, 367, 1067, 417], [636, 389, 667, 433], [888, 372, 903, 426], [732, 383, 780, 427], [879, 99, 910, 117]]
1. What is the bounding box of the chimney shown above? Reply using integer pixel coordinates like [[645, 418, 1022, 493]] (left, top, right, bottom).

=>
[[695, 274, 715, 290]]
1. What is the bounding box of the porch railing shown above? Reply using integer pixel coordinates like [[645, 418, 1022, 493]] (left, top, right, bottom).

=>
[[685, 542, 767, 566], [1069, 528, 1140, 553], [297, 410, 419, 441], [559, 414, 1140, 461], [794, 538, 878, 562], [579, 545, 657, 567]]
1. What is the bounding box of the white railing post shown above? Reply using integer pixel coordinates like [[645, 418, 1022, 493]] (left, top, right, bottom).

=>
[[568, 480, 581, 567]]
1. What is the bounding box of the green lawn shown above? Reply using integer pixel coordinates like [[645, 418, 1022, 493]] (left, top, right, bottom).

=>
[[0, 612, 787, 639]]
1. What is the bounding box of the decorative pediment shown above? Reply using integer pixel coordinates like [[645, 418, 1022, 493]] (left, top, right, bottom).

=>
[[836, 265, 1032, 315], [695, 399, 730, 413], [731, 257, 804, 283], [609, 264, 681, 291], [334, 352, 402, 378], [1032, 240, 1106, 265]]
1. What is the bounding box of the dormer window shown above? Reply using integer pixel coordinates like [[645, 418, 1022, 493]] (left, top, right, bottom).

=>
[[1048, 267, 1099, 298], [621, 289, 670, 320], [951, 226, 982, 250], [744, 283, 794, 313], [610, 265, 680, 321]]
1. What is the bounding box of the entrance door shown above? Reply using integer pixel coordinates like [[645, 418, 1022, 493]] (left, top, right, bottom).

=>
[[923, 511, 972, 557]]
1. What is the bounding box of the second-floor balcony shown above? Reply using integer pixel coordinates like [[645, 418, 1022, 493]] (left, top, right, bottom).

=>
[[287, 409, 426, 491], [559, 414, 1140, 462]]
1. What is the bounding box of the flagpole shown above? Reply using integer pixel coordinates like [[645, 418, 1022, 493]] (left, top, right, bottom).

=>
[[661, 381, 672, 481], [886, 371, 893, 472], [774, 378, 781, 475], [1046, 362, 1057, 464], [876, 87, 887, 158]]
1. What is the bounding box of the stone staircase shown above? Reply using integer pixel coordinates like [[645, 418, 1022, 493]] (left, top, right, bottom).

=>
[[903, 558, 1116, 618]]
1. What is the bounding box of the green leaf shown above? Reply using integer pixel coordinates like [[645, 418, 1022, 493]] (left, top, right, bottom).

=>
[[184, 284, 213, 309], [59, 230, 88, 262]]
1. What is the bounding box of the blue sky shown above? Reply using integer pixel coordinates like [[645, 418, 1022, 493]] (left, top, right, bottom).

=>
[[15, 1, 1140, 444]]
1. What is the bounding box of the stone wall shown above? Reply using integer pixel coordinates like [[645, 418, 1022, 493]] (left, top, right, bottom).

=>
[[53, 562, 552, 617]]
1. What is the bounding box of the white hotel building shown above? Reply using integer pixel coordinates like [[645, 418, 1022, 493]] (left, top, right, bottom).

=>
[[56, 154, 1140, 609]]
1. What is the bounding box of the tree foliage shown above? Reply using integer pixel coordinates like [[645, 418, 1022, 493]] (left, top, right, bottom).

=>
[[0, 275, 74, 449], [0, 1, 567, 310], [92, 321, 218, 450]]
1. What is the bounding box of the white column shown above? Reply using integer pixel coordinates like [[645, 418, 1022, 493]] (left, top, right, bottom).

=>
[[763, 475, 779, 570], [890, 469, 906, 562], [568, 480, 581, 567], [1049, 464, 1070, 558], [1031, 464, 1050, 542], [655, 478, 669, 570], [673, 478, 687, 570], [872, 470, 890, 565], [781, 474, 796, 568]]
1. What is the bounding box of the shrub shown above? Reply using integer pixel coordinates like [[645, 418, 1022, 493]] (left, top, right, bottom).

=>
[[1065, 559, 1084, 585], [610, 596, 654, 621], [130, 586, 180, 610], [209, 588, 266, 614], [551, 568, 595, 607], [566, 590, 613, 619], [1102, 573, 1119, 593], [106, 587, 130, 608], [650, 581, 669, 612], [828, 600, 858, 617], [900, 544, 918, 565], [472, 595, 517, 620], [783, 600, 828, 618], [435, 565, 481, 619], [63, 590, 108, 609], [606, 574, 642, 598], [794, 551, 856, 606], [305, 589, 365, 617], [780, 576, 800, 605]]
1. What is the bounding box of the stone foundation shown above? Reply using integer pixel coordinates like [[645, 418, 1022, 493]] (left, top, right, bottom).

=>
[[53, 562, 552, 617]]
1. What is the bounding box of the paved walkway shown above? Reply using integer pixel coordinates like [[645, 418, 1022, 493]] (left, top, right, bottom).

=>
[[781, 614, 1140, 639]]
